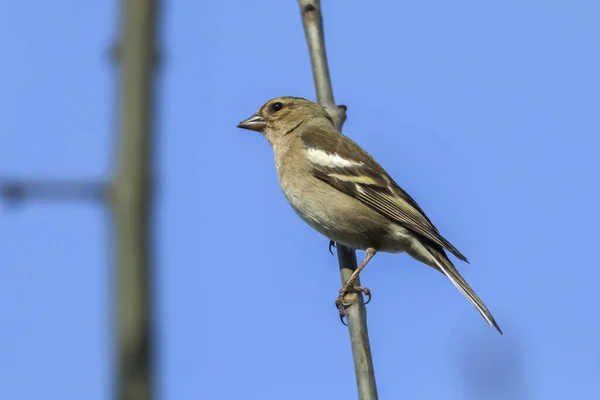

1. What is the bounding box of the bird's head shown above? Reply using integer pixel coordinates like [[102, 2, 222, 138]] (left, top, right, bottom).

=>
[[237, 96, 334, 145]]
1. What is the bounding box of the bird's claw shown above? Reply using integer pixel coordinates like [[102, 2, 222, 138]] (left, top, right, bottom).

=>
[[335, 298, 348, 326], [359, 286, 372, 305], [328, 240, 336, 255], [334, 283, 372, 325]]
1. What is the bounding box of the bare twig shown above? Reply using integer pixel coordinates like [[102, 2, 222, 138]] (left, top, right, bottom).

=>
[[0, 179, 107, 203], [297, 1, 346, 128], [298, 2, 378, 399], [112, 0, 158, 399]]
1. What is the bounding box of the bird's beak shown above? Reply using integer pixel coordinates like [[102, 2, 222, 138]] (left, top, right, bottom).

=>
[[237, 114, 266, 132]]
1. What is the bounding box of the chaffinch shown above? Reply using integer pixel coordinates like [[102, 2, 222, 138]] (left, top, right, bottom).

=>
[[238, 96, 501, 333]]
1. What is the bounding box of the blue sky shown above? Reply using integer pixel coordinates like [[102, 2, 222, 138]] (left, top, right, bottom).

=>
[[1, 1, 599, 399]]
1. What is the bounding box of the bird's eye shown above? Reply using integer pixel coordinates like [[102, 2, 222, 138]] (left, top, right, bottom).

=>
[[271, 102, 284, 112]]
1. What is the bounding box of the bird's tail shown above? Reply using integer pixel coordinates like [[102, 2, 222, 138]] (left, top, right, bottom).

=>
[[422, 245, 502, 334]]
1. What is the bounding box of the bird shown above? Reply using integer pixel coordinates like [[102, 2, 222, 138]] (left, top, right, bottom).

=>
[[237, 96, 502, 334]]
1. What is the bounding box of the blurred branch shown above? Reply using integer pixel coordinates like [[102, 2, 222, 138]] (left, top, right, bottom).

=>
[[111, 0, 159, 399], [0, 2, 159, 400], [298, 2, 378, 400], [0, 179, 107, 203]]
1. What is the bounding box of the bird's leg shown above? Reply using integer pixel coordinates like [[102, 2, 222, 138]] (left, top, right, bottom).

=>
[[335, 248, 376, 317], [328, 240, 336, 255], [340, 248, 376, 295]]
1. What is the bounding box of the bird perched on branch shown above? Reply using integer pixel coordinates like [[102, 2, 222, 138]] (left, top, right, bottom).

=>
[[237, 96, 501, 334]]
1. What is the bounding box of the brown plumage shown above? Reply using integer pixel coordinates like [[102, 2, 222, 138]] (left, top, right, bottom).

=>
[[238, 96, 501, 334]]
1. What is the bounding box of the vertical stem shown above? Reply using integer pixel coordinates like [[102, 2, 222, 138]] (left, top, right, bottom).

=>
[[112, 0, 158, 399], [297, 2, 378, 399]]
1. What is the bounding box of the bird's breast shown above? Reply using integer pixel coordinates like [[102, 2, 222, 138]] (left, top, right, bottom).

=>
[[276, 162, 405, 252]]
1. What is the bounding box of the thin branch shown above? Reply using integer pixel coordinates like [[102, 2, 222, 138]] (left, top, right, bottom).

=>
[[298, 2, 379, 399], [298, 0, 346, 129]]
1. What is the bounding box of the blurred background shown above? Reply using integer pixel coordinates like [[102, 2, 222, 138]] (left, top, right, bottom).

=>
[[1, 1, 599, 399]]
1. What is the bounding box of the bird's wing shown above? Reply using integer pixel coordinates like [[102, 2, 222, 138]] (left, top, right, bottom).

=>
[[301, 130, 468, 262]]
